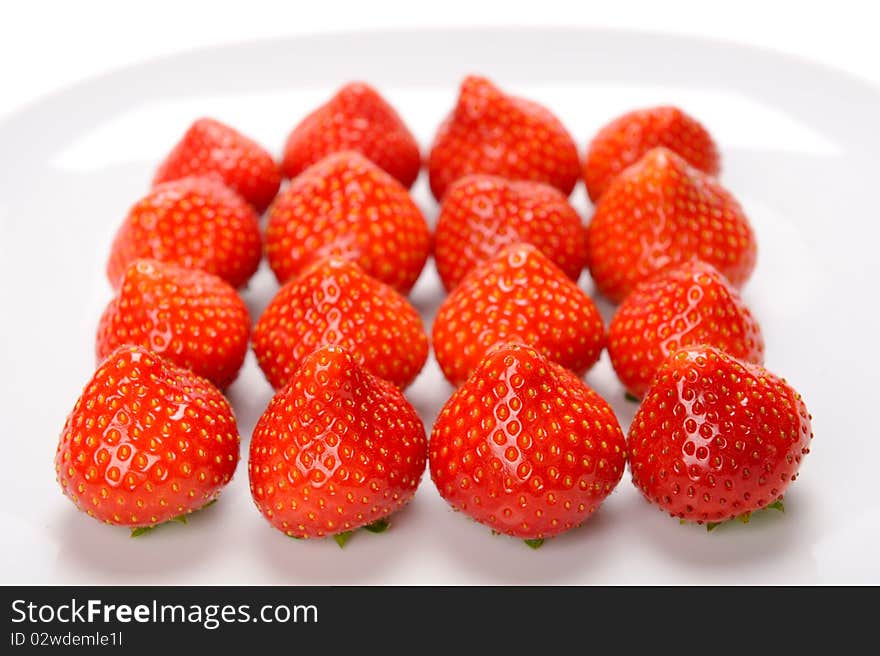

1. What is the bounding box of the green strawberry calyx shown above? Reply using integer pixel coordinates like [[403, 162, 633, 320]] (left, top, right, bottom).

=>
[[704, 499, 785, 532], [333, 518, 392, 548], [129, 499, 218, 538]]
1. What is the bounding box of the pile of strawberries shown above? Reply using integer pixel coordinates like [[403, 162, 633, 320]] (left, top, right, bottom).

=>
[[55, 77, 813, 548]]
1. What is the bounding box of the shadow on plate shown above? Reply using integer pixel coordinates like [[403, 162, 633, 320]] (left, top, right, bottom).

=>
[[623, 484, 823, 573], [430, 503, 622, 584], [252, 501, 418, 584], [51, 498, 230, 581]]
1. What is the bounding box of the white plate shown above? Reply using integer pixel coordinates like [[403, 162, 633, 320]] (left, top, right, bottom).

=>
[[2, 28, 878, 585]]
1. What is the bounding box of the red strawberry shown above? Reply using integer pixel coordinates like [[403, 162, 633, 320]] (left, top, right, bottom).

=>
[[628, 345, 813, 526], [428, 76, 580, 200], [96, 259, 251, 388], [430, 343, 626, 543], [253, 258, 428, 390], [433, 244, 604, 387], [281, 82, 421, 188], [587, 147, 756, 303], [265, 151, 431, 292], [107, 176, 262, 289], [153, 117, 281, 213], [608, 260, 764, 398], [433, 174, 587, 291], [584, 106, 720, 202], [55, 344, 240, 529], [249, 345, 427, 541]]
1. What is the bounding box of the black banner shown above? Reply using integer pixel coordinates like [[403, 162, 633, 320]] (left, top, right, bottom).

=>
[[0, 585, 867, 651]]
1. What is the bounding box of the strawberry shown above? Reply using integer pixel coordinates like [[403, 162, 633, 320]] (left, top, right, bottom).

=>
[[107, 176, 262, 289], [265, 151, 431, 292], [428, 76, 580, 200], [433, 174, 587, 291], [432, 243, 604, 387], [628, 345, 813, 526], [608, 260, 764, 399], [281, 82, 421, 188], [96, 259, 251, 389], [153, 117, 282, 213], [583, 106, 720, 202], [587, 147, 756, 303], [55, 344, 240, 529], [249, 345, 427, 541], [430, 343, 626, 543], [253, 258, 428, 390]]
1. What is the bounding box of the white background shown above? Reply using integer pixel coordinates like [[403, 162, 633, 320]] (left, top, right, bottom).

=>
[[2, 0, 879, 117], [2, 1, 879, 585]]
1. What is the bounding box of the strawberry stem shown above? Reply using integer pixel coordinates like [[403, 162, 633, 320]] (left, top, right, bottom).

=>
[[625, 392, 640, 403], [363, 518, 390, 533], [129, 499, 217, 537], [704, 499, 785, 532], [524, 538, 545, 550], [333, 517, 391, 547]]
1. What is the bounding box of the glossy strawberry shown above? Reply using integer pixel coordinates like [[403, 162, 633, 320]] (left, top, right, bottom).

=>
[[55, 345, 240, 528], [153, 117, 281, 213], [584, 106, 720, 202], [281, 82, 421, 188], [628, 345, 813, 525], [107, 176, 262, 289], [434, 174, 587, 291], [587, 147, 756, 303], [608, 261, 764, 398], [96, 259, 251, 388], [433, 244, 604, 387], [430, 343, 626, 542], [428, 76, 580, 200], [265, 151, 430, 292], [249, 345, 427, 540], [253, 258, 428, 390]]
